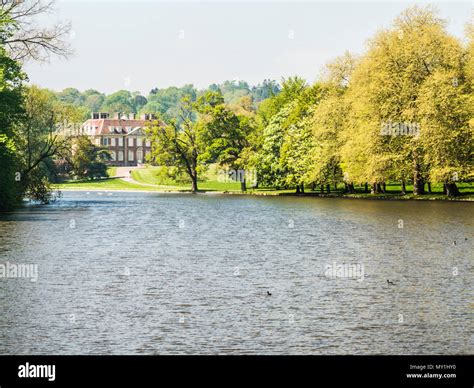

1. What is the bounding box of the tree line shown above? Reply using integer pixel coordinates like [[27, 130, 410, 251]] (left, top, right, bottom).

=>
[[146, 6, 473, 196], [53, 79, 281, 122]]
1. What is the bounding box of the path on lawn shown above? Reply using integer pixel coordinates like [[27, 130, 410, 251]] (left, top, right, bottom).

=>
[[114, 166, 161, 187]]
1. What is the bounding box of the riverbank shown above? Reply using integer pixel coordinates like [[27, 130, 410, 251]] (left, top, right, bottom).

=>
[[54, 180, 474, 201], [52, 166, 474, 201]]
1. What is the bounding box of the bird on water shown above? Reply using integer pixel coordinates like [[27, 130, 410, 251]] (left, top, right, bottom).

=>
[[387, 279, 396, 285], [267, 291, 272, 296]]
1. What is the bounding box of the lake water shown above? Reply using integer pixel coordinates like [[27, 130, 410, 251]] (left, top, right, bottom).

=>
[[0, 191, 472, 354]]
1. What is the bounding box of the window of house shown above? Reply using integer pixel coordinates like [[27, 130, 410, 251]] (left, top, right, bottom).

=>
[[118, 151, 124, 161], [128, 150, 134, 161], [110, 151, 116, 161], [111, 138, 116, 146], [137, 137, 143, 147], [95, 139, 100, 146], [145, 140, 151, 147], [136, 149, 143, 163], [128, 137, 134, 147], [118, 137, 123, 146]]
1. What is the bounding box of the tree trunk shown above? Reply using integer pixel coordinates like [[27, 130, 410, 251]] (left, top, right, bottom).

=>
[[372, 182, 381, 194], [413, 160, 424, 195], [296, 185, 300, 194], [401, 180, 406, 195], [240, 178, 247, 192], [326, 184, 331, 193], [191, 175, 198, 193], [320, 185, 324, 194], [311, 183, 315, 191], [347, 183, 355, 193], [445, 182, 460, 197], [414, 178, 424, 195], [334, 183, 337, 190], [427, 182, 432, 193], [364, 182, 369, 193], [443, 183, 447, 195], [300, 183, 305, 194], [382, 182, 386, 193]]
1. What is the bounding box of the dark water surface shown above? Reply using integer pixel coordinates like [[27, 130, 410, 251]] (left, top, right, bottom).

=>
[[0, 191, 472, 354]]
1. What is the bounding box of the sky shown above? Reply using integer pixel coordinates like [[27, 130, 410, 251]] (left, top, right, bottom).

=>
[[24, 1, 473, 94]]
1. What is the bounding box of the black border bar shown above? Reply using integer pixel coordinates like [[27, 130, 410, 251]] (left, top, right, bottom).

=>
[[0, 355, 472, 387]]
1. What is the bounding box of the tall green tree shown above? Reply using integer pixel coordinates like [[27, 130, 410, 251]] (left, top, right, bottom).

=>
[[14, 86, 84, 203], [67, 135, 109, 180], [196, 91, 256, 191], [342, 5, 467, 195], [417, 69, 473, 196], [279, 84, 321, 192], [0, 14, 25, 210], [146, 97, 203, 192]]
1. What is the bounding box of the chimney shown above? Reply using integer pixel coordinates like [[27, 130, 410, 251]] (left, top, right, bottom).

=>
[[113, 112, 121, 120], [128, 113, 135, 120], [92, 112, 99, 119], [100, 112, 109, 119], [149, 114, 157, 120]]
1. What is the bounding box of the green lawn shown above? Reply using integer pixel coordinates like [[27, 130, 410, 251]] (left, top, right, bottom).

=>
[[54, 178, 165, 191], [131, 166, 242, 191], [54, 166, 474, 200]]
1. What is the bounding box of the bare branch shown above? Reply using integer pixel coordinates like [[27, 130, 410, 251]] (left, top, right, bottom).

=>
[[1, 0, 73, 62]]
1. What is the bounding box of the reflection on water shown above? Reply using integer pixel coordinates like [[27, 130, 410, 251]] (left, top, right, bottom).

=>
[[0, 191, 472, 354]]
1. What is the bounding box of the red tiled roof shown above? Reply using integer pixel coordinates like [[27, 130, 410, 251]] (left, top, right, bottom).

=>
[[82, 119, 152, 135]]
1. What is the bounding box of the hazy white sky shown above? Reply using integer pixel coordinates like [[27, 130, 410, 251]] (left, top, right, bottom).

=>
[[24, 1, 473, 94]]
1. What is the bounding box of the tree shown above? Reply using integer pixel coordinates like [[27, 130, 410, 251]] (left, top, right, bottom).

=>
[[144, 85, 197, 119], [251, 79, 280, 102], [101, 90, 134, 113], [67, 135, 109, 180], [257, 101, 296, 188], [342, 5, 465, 195], [0, 16, 25, 210], [57, 88, 85, 105], [255, 77, 312, 190], [310, 92, 347, 192], [0, 134, 21, 210], [1, 0, 72, 62], [146, 97, 203, 192], [417, 69, 473, 196], [0, 0, 76, 208], [280, 118, 314, 192], [196, 91, 256, 191], [311, 53, 356, 193], [279, 84, 321, 192], [132, 92, 147, 112], [84, 91, 105, 113], [13, 86, 83, 203]]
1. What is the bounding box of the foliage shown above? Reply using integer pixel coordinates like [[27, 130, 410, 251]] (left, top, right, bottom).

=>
[[67, 135, 109, 180]]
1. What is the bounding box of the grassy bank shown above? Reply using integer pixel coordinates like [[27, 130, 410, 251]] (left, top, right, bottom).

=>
[[53, 167, 474, 201]]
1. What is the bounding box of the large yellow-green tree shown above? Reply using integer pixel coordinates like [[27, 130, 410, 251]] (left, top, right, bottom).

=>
[[341, 6, 470, 195]]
